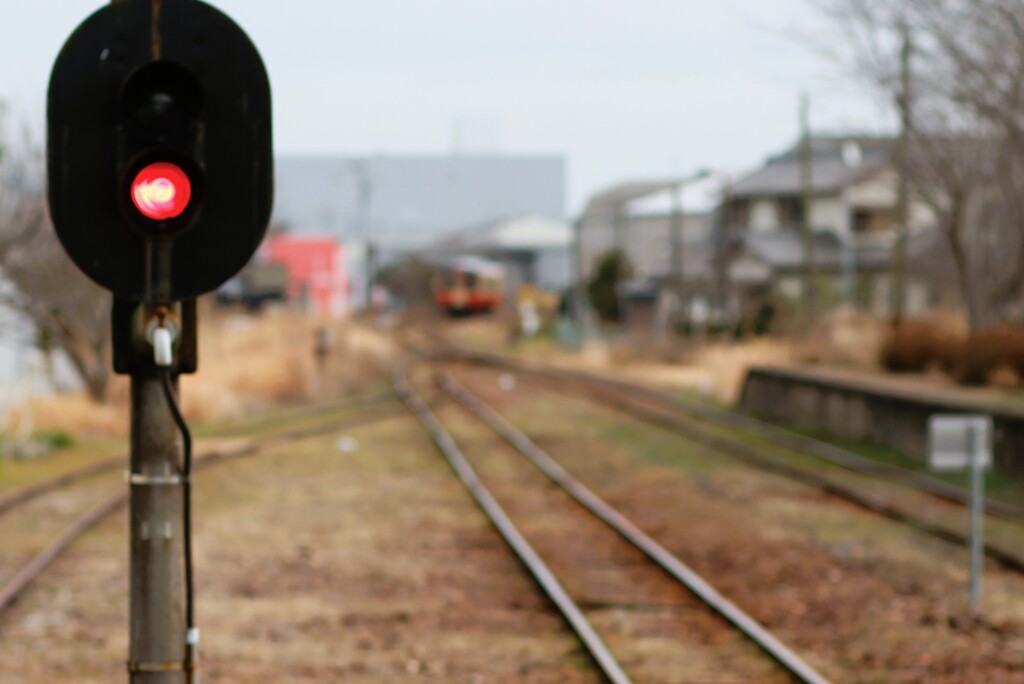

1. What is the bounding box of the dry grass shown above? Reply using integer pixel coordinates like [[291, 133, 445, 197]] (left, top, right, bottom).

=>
[[185, 309, 396, 422], [11, 307, 396, 439], [688, 338, 798, 402], [527, 335, 797, 404], [799, 307, 888, 367], [21, 392, 127, 438]]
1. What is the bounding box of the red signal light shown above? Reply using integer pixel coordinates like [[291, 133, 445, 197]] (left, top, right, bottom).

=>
[[131, 162, 192, 220]]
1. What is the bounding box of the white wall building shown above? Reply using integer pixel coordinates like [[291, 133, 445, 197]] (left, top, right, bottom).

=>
[[722, 136, 934, 315], [428, 215, 574, 295], [273, 155, 566, 253]]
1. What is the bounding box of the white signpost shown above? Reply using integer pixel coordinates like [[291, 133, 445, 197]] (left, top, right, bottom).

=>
[[928, 415, 992, 612]]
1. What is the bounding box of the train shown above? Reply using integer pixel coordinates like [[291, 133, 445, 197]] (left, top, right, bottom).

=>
[[433, 256, 506, 315]]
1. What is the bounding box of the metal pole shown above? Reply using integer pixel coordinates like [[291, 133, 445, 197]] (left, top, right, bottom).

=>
[[574, 217, 590, 342], [670, 182, 685, 332], [365, 241, 378, 311], [613, 205, 626, 255], [716, 182, 733, 322], [892, 19, 913, 324], [799, 93, 816, 323], [129, 375, 186, 683], [969, 423, 984, 613]]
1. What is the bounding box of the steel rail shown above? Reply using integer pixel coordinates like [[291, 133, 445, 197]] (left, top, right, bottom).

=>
[[446, 347, 1024, 523], [0, 404, 405, 618], [198, 390, 397, 438], [438, 369, 832, 684], [0, 456, 125, 519], [0, 396, 403, 523], [462, 359, 1024, 573], [0, 490, 128, 612], [393, 367, 632, 684]]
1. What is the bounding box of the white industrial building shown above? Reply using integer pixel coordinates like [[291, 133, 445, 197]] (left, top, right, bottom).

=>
[[272, 155, 566, 252], [272, 154, 566, 309], [577, 176, 723, 281], [428, 215, 574, 295]]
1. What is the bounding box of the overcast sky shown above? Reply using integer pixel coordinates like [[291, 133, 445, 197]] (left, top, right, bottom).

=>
[[2, 0, 893, 213]]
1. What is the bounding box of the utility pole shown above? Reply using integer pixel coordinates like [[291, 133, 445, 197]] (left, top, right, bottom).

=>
[[574, 216, 591, 343], [715, 181, 733, 323], [352, 160, 376, 312], [892, 19, 913, 326], [613, 204, 628, 256], [670, 182, 685, 333], [799, 93, 817, 323], [669, 170, 711, 333], [366, 241, 379, 312]]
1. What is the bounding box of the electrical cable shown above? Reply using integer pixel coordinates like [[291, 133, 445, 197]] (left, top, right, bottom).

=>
[[159, 369, 196, 674]]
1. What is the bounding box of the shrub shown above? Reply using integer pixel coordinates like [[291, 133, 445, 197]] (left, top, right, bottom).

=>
[[879, 321, 959, 373], [587, 251, 630, 323], [952, 324, 1024, 386], [37, 430, 75, 449]]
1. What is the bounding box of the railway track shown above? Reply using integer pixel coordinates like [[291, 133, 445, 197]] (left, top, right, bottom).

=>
[[422, 345, 1024, 573], [466, 351, 1024, 523], [0, 396, 406, 616], [396, 362, 832, 684], [0, 390, 396, 521]]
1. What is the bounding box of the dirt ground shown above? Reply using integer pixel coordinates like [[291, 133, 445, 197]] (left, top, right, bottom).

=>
[[0, 404, 597, 683], [427, 381, 791, 684], [3, 348, 1024, 682], [451, 364, 1024, 684]]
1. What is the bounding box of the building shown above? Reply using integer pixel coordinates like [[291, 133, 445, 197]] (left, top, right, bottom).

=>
[[725, 228, 891, 318], [578, 175, 722, 277], [720, 136, 933, 315], [428, 214, 574, 295], [272, 155, 566, 252], [261, 235, 350, 318], [576, 177, 722, 325]]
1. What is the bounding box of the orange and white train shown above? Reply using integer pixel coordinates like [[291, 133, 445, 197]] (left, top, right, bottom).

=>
[[433, 257, 506, 315]]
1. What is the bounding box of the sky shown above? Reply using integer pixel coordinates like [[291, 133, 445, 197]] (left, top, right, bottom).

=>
[[0, 0, 894, 214]]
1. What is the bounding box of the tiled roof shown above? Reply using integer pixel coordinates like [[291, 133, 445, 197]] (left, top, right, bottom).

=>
[[730, 137, 895, 198]]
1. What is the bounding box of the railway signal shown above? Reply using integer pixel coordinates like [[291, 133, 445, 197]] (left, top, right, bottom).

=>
[[47, 1, 272, 681], [48, 0, 272, 303]]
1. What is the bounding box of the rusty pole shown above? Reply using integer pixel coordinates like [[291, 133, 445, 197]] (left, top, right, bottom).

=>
[[128, 374, 186, 683]]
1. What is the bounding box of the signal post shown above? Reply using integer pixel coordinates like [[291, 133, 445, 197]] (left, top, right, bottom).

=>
[[47, 1, 273, 680]]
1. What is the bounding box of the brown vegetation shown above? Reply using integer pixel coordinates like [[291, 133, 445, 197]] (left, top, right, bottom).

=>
[[18, 308, 396, 438], [880, 319, 1024, 387], [953, 325, 1024, 387], [879, 320, 961, 374]]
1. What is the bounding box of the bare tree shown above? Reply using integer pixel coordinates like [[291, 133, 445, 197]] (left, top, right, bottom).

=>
[[0, 119, 112, 401], [809, 0, 1024, 331]]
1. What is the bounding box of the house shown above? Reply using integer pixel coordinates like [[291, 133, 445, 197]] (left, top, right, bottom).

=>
[[721, 136, 934, 316], [725, 228, 892, 318], [577, 177, 722, 325], [578, 181, 696, 279]]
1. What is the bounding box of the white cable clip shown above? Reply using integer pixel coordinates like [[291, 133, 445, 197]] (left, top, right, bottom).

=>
[[153, 327, 173, 367], [145, 316, 178, 368]]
